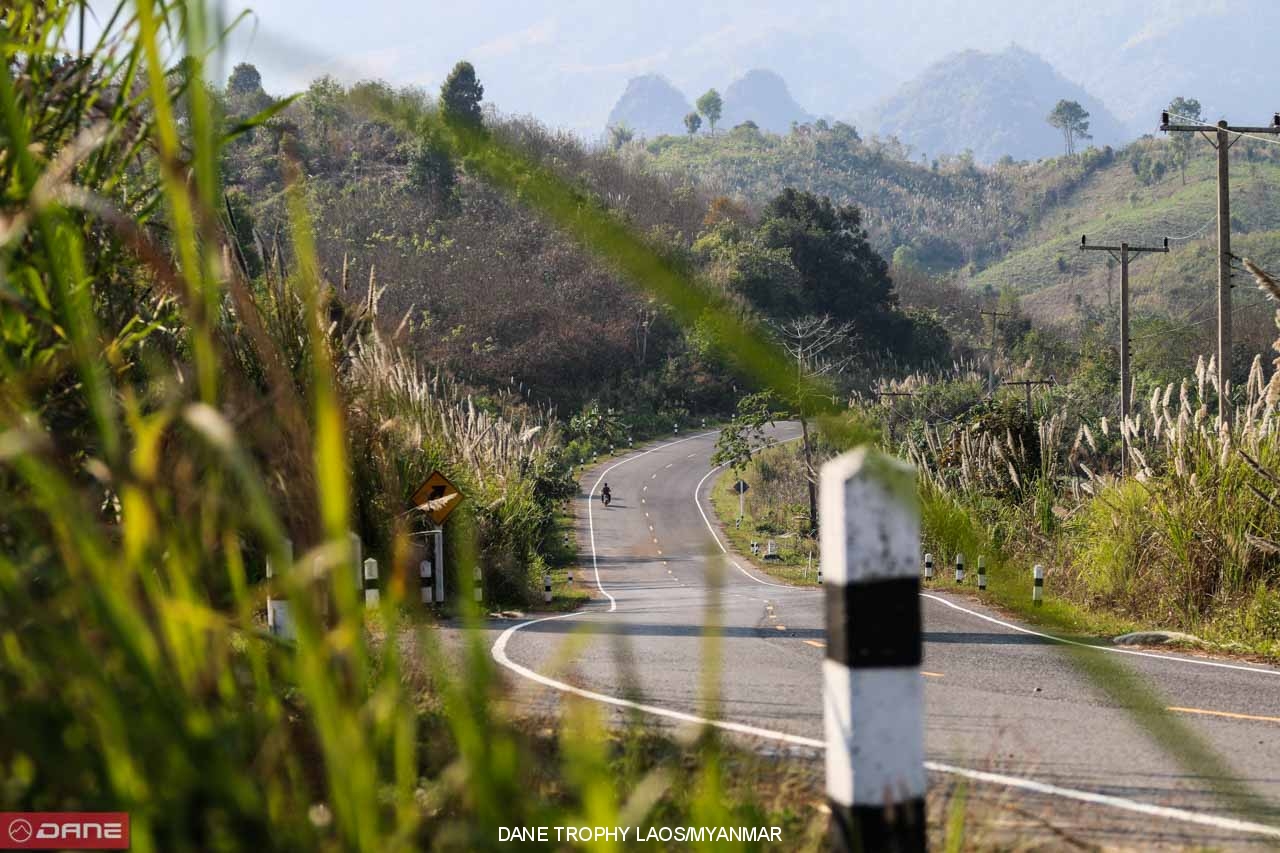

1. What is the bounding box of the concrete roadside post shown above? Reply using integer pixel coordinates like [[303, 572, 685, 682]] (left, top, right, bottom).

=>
[[543, 572, 552, 604], [419, 556, 433, 604], [820, 448, 925, 853], [266, 538, 295, 641], [474, 564, 483, 603], [1033, 564, 1045, 606], [433, 525, 445, 604], [923, 552, 933, 581], [363, 558, 379, 608], [977, 555, 987, 591], [954, 552, 965, 584]]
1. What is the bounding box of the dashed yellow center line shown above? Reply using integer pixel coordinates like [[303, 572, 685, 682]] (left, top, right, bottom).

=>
[[803, 640, 824, 649], [921, 671, 945, 678], [642, 485, 647, 492], [665, 463, 673, 469], [651, 473, 657, 479], [656, 549, 663, 555], [1168, 706, 1280, 724], [775, 625, 787, 631]]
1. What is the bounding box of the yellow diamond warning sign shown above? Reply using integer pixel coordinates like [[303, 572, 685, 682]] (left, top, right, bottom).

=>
[[410, 470, 463, 525]]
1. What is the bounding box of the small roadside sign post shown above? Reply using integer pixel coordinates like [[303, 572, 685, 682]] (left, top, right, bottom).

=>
[[410, 471, 464, 604], [733, 478, 750, 521]]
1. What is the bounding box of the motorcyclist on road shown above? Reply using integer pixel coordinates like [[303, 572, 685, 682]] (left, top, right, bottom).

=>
[[601, 483, 612, 505]]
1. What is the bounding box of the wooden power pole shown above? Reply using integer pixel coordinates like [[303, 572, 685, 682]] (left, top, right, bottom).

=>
[[1000, 378, 1055, 421], [980, 308, 1011, 395], [1160, 111, 1280, 426], [1080, 235, 1169, 476]]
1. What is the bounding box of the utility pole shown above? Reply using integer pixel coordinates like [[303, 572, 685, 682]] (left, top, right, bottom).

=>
[[1080, 235, 1169, 476], [980, 308, 1011, 395], [999, 378, 1055, 420], [1160, 111, 1280, 426]]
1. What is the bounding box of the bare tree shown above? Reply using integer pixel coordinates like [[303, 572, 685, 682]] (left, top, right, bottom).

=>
[[773, 315, 855, 536]]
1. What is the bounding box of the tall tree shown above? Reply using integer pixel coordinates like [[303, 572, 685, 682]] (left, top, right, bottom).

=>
[[757, 189, 903, 351], [1046, 99, 1091, 156], [440, 60, 484, 128], [1168, 96, 1202, 185], [773, 315, 855, 536], [683, 111, 702, 136], [607, 123, 635, 150], [696, 88, 723, 134], [226, 62, 263, 96]]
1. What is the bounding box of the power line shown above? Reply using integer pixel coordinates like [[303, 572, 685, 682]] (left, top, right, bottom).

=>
[[1166, 112, 1280, 149], [1159, 112, 1280, 426], [1081, 234, 1169, 476]]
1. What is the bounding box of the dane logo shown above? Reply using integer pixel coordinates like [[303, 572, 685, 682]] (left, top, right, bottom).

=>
[[0, 812, 129, 850]]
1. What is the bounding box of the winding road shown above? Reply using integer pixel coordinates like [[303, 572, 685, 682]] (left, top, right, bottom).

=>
[[490, 425, 1280, 848]]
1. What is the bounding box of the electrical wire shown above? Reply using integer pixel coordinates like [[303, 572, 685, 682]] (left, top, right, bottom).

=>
[[1164, 213, 1218, 242], [1166, 112, 1280, 149]]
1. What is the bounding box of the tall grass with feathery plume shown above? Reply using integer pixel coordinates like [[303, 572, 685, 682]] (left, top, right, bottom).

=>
[[0, 3, 831, 850], [897, 265, 1280, 654]]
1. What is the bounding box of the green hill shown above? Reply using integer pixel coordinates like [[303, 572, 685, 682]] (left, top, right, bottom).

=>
[[637, 125, 1280, 335], [970, 137, 1280, 323]]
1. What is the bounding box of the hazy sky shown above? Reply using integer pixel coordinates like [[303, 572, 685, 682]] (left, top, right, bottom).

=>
[[216, 0, 1277, 138]]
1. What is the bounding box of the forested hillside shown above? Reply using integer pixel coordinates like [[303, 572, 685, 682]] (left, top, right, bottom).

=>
[[640, 120, 1115, 271], [219, 67, 944, 421]]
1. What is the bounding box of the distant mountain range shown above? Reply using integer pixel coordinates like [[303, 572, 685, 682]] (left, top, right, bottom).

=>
[[608, 47, 1128, 162], [606, 75, 691, 138], [868, 46, 1129, 163], [607, 69, 811, 137]]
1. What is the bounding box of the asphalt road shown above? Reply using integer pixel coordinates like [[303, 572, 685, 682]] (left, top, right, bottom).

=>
[[491, 425, 1280, 848]]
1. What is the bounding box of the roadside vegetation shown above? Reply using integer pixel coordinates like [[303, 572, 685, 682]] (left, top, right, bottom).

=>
[[0, 4, 826, 848], [5, 0, 1279, 847]]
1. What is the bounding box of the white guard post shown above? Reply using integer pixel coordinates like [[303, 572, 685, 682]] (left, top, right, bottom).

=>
[[820, 448, 925, 853]]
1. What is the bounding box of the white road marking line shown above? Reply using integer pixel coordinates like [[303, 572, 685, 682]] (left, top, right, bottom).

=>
[[585, 430, 716, 611], [921, 594, 1280, 677], [693, 439, 805, 591], [501, 427, 1280, 840], [665, 463, 673, 469], [491, 615, 1280, 841], [690, 439, 1279, 678]]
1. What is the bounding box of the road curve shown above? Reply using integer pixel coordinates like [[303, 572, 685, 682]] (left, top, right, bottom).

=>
[[492, 425, 1280, 848]]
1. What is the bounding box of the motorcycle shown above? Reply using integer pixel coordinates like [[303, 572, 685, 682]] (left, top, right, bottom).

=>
[[600, 491, 612, 507]]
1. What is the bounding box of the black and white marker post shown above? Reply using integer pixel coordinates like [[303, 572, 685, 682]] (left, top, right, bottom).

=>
[[977, 555, 987, 591], [363, 558, 379, 608], [923, 552, 933, 581], [821, 448, 926, 853], [419, 556, 433, 605], [954, 552, 965, 584]]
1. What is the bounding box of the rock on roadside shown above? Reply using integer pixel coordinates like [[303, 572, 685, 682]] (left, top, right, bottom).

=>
[[1113, 630, 1206, 647]]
